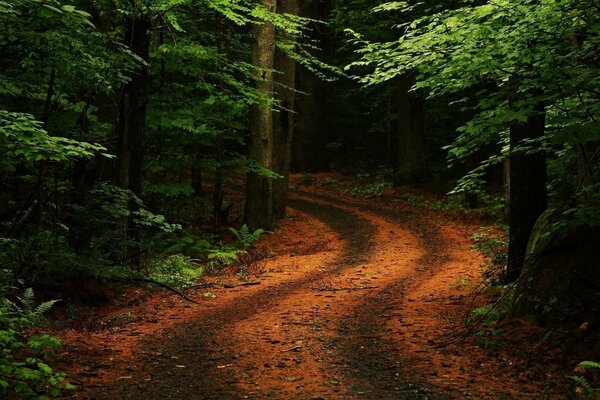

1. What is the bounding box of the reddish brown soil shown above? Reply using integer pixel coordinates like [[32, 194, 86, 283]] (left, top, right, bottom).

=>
[[51, 174, 575, 399]]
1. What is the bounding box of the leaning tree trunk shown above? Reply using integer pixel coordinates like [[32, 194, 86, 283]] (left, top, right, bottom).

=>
[[397, 75, 427, 183], [506, 102, 547, 283], [116, 15, 151, 196], [244, 0, 277, 229], [272, 0, 299, 220]]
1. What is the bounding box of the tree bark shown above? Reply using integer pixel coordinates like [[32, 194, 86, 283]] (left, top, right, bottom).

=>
[[506, 102, 547, 283], [245, 0, 277, 229], [115, 15, 151, 196], [397, 75, 427, 183], [272, 0, 299, 220]]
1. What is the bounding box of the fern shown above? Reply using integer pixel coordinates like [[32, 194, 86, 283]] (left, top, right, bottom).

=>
[[579, 361, 600, 370], [148, 255, 203, 289], [208, 247, 241, 265], [571, 361, 600, 398], [0, 296, 72, 398], [229, 224, 265, 250], [8, 288, 60, 328]]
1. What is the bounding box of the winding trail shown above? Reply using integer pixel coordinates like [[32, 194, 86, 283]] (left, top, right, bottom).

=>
[[56, 181, 568, 399]]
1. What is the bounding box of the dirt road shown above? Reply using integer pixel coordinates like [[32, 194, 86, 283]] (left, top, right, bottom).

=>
[[57, 181, 570, 399]]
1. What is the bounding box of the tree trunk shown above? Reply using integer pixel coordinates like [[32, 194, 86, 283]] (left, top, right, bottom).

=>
[[245, 0, 277, 229], [114, 15, 151, 268], [191, 155, 204, 196], [503, 156, 510, 222], [213, 12, 226, 232], [115, 15, 151, 196], [506, 103, 547, 283], [291, 0, 334, 173], [397, 75, 427, 183], [272, 0, 299, 220]]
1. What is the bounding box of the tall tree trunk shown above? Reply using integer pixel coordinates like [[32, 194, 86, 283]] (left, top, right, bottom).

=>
[[385, 94, 395, 167], [272, 0, 299, 220], [506, 103, 547, 283], [213, 12, 226, 232], [503, 157, 510, 222], [191, 153, 204, 196], [291, 0, 334, 173], [397, 75, 427, 183], [116, 16, 151, 196], [34, 67, 56, 226], [245, 0, 277, 229], [114, 15, 151, 268]]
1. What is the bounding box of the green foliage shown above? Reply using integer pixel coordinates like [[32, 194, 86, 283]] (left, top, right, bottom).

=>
[[148, 255, 203, 289], [348, 0, 600, 231], [0, 111, 109, 163], [469, 303, 502, 327], [580, 362, 600, 370], [471, 226, 509, 286], [207, 247, 242, 268], [571, 361, 600, 398], [0, 291, 72, 399], [163, 234, 214, 259], [6, 289, 60, 328], [228, 224, 265, 251], [468, 290, 512, 348], [472, 227, 509, 269], [0, 183, 180, 283]]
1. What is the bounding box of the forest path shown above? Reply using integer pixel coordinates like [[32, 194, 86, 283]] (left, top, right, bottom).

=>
[[56, 178, 565, 399]]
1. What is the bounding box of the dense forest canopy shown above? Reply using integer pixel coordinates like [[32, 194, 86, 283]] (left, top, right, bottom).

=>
[[0, 0, 599, 398]]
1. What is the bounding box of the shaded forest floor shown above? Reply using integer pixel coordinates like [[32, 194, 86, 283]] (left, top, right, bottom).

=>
[[47, 174, 577, 399]]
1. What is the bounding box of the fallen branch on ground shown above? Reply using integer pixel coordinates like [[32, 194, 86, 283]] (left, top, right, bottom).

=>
[[281, 345, 302, 353], [135, 278, 201, 304], [310, 285, 379, 292]]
